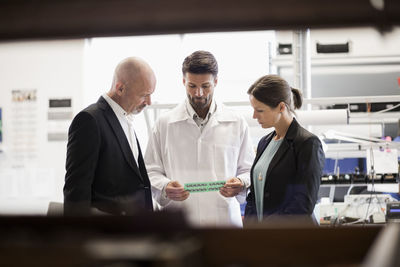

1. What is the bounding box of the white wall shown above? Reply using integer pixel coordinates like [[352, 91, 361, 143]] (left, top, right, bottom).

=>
[[0, 39, 85, 214], [85, 31, 275, 147]]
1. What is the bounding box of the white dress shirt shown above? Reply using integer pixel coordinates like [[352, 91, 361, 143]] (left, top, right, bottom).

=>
[[103, 93, 139, 165]]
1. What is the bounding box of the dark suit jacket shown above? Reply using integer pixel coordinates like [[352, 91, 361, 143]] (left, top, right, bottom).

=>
[[245, 118, 325, 219], [64, 96, 153, 215]]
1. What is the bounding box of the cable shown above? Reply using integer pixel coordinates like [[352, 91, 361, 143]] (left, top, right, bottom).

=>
[[342, 218, 366, 225], [333, 140, 341, 178], [363, 148, 375, 226], [373, 103, 400, 114], [332, 204, 351, 226]]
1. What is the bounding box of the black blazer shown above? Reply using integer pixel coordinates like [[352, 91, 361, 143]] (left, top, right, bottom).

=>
[[64, 96, 153, 215], [245, 118, 325, 218]]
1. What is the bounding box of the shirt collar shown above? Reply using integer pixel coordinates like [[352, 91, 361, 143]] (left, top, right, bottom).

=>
[[185, 98, 216, 120], [102, 93, 133, 120]]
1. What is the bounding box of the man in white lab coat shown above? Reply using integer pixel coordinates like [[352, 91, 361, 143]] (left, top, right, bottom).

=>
[[145, 51, 254, 227]]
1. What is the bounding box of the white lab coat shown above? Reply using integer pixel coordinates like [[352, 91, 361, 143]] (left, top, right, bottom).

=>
[[144, 100, 255, 227]]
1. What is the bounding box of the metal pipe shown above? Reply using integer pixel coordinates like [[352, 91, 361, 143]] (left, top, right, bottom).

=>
[[293, 29, 311, 110]]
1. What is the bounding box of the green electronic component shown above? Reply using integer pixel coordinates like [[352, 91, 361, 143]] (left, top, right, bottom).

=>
[[184, 180, 226, 193]]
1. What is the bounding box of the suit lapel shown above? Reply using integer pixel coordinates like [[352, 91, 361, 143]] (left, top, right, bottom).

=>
[[265, 139, 290, 178], [98, 97, 143, 181], [254, 134, 273, 165], [265, 118, 299, 178], [136, 139, 150, 184], [250, 133, 272, 185]]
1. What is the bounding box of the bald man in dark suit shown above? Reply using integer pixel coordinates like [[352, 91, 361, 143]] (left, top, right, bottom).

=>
[[64, 57, 156, 216]]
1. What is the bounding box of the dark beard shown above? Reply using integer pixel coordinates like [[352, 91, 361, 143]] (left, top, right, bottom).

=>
[[188, 95, 211, 113]]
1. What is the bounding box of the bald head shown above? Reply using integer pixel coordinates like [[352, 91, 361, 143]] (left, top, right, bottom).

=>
[[112, 57, 151, 88], [108, 57, 156, 114]]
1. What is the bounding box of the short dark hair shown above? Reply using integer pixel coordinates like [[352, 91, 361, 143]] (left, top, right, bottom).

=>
[[247, 74, 303, 113], [182, 50, 218, 77]]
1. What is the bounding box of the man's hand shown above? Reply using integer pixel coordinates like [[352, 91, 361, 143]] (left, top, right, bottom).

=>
[[219, 178, 244, 197], [165, 181, 190, 201]]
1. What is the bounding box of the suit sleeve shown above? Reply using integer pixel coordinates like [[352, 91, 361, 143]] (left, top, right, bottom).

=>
[[63, 111, 100, 215], [281, 136, 325, 215], [144, 120, 171, 207]]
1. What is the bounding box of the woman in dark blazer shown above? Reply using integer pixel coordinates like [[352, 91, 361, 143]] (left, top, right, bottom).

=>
[[245, 75, 325, 222]]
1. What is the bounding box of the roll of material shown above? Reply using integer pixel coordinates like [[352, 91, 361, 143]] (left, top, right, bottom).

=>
[[296, 109, 349, 125], [244, 109, 349, 127]]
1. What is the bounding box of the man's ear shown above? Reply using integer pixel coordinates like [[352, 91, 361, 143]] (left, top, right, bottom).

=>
[[116, 82, 124, 95], [182, 77, 186, 86], [214, 77, 218, 86]]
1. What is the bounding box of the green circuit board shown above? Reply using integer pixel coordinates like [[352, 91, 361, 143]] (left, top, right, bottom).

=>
[[184, 180, 226, 193]]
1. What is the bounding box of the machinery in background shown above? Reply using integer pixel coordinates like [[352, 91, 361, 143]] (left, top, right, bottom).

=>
[[386, 202, 400, 222], [319, 194, 397, 226]]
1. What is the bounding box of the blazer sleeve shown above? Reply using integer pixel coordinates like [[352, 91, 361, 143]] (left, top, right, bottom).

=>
[[281, 136, 325, 215], [63, 111, 101, 215]]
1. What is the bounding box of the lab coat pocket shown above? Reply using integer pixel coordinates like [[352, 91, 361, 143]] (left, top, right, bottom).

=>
[[213, 144, 239, 178]]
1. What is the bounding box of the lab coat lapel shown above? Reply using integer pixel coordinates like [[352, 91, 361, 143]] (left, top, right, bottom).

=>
[[202, 114, 219, 134], [203, 103, 235, 134], [99, 97, 143, 181]]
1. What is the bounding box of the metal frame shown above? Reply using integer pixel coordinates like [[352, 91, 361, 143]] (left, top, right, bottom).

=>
[[1, 0, 399, 41]]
